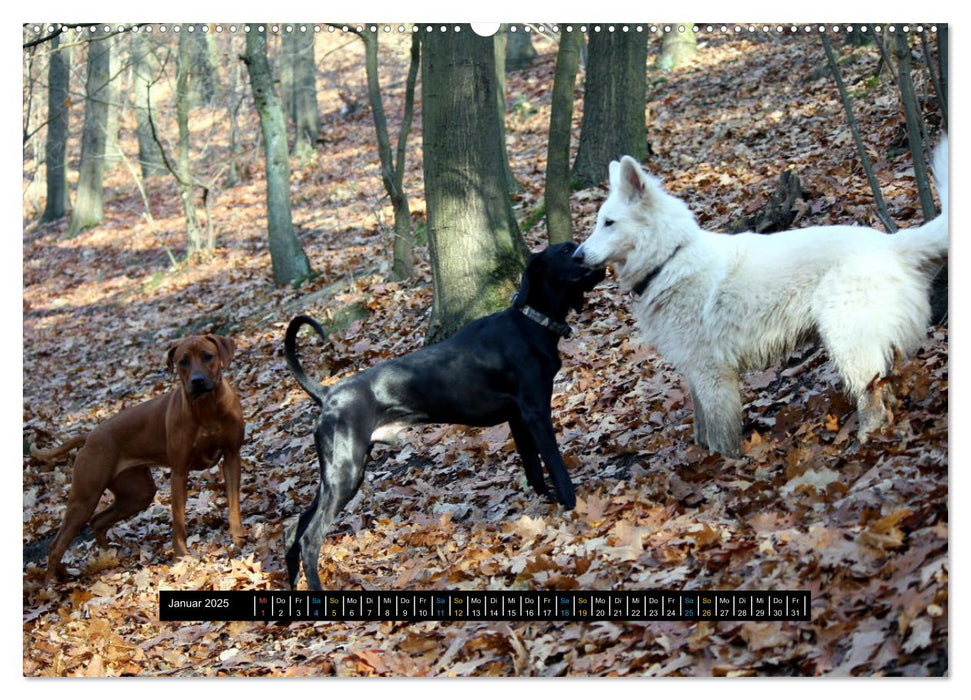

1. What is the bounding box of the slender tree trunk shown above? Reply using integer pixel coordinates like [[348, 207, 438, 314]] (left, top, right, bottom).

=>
[[494, 28, 521, 194], [893, 30, 936, 220], [360, 29, 419, 281], [658, 23, 698, 71], [104, 39, 121, 166], [421, 26, 527, 344], [131, 31, 166, 179], [505, 26, 537, 71], [290, 28, 320, 157], [189, 26, 217, 104], [390, 34, 420, 281], [545, 27, 582, 244], [936, 24, 948, 120], [822, 34, 896, 232], [225, 35, 243, 187], [243, 26, 313, 286], [176, 31, 205, 256], [41, 26, 70, 223], [572, 30, 648, 188], [69, 37, 112, 235]]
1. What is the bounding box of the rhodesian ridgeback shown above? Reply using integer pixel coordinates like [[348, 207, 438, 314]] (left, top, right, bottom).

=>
[[32, 334, 245, 583]]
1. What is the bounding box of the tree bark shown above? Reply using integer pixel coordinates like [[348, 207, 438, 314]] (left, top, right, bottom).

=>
[[104, 38, 121, 166], [131, 31, 166, 180], [572, 29, 648, 188], [176, 30, 205, 257], [69, 37, 112, 235], [658, 23, 698, 71], [894, 30, 936, 221], [545, 27, 582, 244], [494, 28, 521, 194], [41, 26, 70, 223], [188, 26, 217, 104], [822, 34, 897, 232], [244, 26, 313, 286], [359, 29, 420, 281], [421, 26, 527, 344], [505, 26, 537, 71], [289, 28, 320, 157]]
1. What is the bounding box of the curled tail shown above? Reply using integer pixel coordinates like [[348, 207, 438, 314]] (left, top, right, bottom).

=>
[[284, 315, 330, 406], [30, 435, 87, 464], [893, 136, 948, 265]]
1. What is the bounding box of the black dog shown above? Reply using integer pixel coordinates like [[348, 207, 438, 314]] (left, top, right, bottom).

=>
[[282, 242, 604, 590]]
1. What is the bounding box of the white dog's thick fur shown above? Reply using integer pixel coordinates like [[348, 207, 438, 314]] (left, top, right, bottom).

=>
[[574, 141, 948, 456]]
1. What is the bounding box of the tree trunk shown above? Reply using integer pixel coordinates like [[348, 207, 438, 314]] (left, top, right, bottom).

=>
[[69, 37, 112, 236], [243, 26, 313, 286], [572, 29, 648, 188], [104, 39, 121, 166], [189, 26, 217, 104], [131, 31, 166, 180], [658, 23, 698, 71], [494, 28, 521, 194], [41, 26, 70, 223], [225, 34, 244, 188], [936, 24, 948, 120], [360, 29, 419, 281], [545, 27, 582, 244], [176, 31, 205, 257], [893, 30, 936, 220], [505, 26, 537, 71], [421, 26, 527, 344], [290, 28, 320, 157], [390, 33, 420, 281]]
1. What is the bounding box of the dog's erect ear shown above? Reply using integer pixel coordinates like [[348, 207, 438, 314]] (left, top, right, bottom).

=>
[[608, 160, 622, 188], [206, 334, 236, 367], [618, 156, 647, 203]]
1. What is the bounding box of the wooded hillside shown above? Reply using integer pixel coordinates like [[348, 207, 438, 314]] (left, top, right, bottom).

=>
[[23, 24, 947, 677]]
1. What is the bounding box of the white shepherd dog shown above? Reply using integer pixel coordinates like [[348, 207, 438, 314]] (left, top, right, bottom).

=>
[[574, 140, 948, 457]]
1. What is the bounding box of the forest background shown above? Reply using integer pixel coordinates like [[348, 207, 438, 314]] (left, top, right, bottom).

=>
[[15, 10, 961, 682]]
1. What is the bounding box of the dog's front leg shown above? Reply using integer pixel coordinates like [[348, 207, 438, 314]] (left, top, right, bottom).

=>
[[686, 369, 743, 457], [518, 405, 576, 510], [509, 417, 552, 500], [220, 449, 245, 546], [170, 464, 190, 557]]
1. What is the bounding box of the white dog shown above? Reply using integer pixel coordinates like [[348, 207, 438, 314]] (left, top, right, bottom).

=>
[[574, 141, 948, 456]]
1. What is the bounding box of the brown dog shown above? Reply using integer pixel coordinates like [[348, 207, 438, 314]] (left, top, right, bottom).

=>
[[32, 334, 245, 582]]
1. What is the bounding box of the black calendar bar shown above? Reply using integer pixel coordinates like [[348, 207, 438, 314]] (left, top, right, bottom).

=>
[[159, 590, 810, 622]]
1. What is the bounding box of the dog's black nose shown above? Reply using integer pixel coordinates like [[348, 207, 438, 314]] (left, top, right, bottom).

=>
[[190, 374, 208, 389], [572, 246, 586, 262]]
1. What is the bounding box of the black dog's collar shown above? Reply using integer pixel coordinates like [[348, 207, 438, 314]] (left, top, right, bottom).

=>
[[514, 302, 572, 338], [631, 244, 683, 297]]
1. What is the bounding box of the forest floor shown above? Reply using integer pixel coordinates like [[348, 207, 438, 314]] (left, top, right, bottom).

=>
[[22, 26, 947, 677]]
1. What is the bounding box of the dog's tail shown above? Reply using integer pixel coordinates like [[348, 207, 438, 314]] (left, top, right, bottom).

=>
[[30, 435, 87, 464], [893, 136, 948, 264], [284, 315, 330, 407]]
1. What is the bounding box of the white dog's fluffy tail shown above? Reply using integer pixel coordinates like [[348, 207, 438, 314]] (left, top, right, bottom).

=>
[[892, 136, 948, 264]]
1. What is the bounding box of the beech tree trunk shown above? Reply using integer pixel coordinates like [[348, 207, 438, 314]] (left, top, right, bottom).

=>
[[176, 30, 205, 257], [289, 28, 320, 157], [69, 37, 112, 235], [545, 27, 582, 244], [360, 29, 419, 281], [421, 26, 527, 344], [41, 26, 70, 223], [132, 31, 166, 179], [658, 23, 698, 71], [572, 29, 648, 188], [244, 26, 313, 286]]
